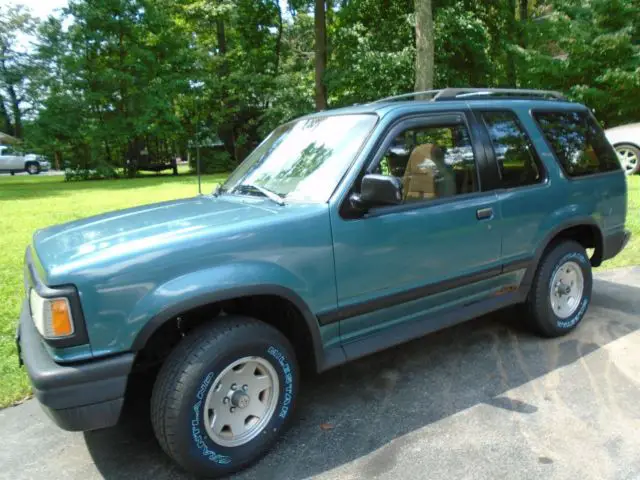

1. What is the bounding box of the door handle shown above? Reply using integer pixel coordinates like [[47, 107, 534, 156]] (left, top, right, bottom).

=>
[[476, 207, 494, 220]]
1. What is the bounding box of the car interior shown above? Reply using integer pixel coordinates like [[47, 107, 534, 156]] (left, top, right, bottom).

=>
[[371, 124, 477, 201]]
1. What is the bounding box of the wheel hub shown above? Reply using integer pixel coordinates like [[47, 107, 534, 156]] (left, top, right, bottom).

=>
[[550, 261, 584, 319], [231, 390, 250, 409], [617, 147, 639, 173], [203, 356, 279, 447]]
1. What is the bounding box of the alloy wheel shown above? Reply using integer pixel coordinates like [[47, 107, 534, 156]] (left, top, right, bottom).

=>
[[616, 147, 639, 175], [550, 260, 585, 319], [203, 356, 280, 448]]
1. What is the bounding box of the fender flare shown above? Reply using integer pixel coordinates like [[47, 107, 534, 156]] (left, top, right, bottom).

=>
[[520, 217, 603, 291], [130, 284, 327, 371], [612, 141, 640, 150]]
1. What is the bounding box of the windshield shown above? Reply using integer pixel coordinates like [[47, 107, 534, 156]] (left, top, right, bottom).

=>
[[220, 114, 377, 203]]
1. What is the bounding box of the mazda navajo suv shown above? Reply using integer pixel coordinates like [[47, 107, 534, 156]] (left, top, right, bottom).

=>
[[17, 88, 630, 477]]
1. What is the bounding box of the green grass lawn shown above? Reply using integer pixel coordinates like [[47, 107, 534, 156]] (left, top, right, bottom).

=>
[[0, 174, 638, 408], [605, 176, 640, 269], [0, 172, 226, 408]]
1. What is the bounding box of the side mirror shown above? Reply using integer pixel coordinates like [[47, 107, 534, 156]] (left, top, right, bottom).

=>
[[350, 174, 403, 210]]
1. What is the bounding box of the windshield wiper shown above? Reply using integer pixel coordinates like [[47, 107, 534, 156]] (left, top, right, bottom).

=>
[[232, 183, 286, 206]]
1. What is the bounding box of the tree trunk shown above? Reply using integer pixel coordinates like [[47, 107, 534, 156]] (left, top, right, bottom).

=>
[[5, 84, 23, 138], [314, 0, 328, 111], [505, 0, 517, 86], [54, 151, 62, 171], [0, 55, 20, 137], [274, 0, 283, 76], [216, 17, 227, 56], [0, 94, 13, 136], [414, 0, 435, 92], [518, 0, 528, 48], [518, 0, 528, 24]]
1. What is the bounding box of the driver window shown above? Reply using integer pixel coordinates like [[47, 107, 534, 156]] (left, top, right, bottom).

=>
[[371, 123, 478, 202]]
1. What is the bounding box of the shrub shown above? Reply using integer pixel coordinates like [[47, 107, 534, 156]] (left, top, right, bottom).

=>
[[188, 147, 235, 174], [64, 163, 119, 182]]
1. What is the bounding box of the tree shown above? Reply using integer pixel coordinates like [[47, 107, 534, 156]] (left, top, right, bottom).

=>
[[0, 93, 12, 135], [414, 0, 434, 92], [314, 0, 328, 110], [520, 0, 640, 126], [27, 0, 196, 173], [9, 0, 640, 181], [0, 5, 37, 138]]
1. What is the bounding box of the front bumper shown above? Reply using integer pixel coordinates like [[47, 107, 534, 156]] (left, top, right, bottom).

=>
[[17, 300, 134, 431]]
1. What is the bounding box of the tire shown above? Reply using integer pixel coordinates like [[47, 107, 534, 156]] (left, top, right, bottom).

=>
[[615, 144, 640, 175], [150, 317, 299, 478], [26, 162, 41, 175], [526, 240, 592, 337]]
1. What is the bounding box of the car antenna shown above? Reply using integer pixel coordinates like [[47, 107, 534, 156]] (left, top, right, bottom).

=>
[[196, 141, 202, 196]]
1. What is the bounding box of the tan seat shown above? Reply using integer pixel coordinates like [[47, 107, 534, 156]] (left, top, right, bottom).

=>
[[402, 144, 455, 200]]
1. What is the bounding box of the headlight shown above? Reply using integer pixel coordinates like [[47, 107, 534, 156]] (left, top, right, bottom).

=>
[[29, 289, 74, 338]]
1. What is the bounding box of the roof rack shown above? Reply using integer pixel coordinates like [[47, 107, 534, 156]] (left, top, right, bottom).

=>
[[373, 88, 567, 103]]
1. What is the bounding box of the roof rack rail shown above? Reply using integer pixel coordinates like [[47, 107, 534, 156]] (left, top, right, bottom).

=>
[[373, 88, 567, 103], [373, 90, 442, 103], [435, 88, 567, 101]]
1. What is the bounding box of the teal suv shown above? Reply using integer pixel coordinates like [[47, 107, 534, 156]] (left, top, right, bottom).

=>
[[17, 88, 630, 477]]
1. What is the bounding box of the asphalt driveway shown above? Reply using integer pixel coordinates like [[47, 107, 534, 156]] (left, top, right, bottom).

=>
[[0, 170, 64, 177], [1, 267, 640, 480]]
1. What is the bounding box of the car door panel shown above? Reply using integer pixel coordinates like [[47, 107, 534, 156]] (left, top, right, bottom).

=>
[[0, 149, 12, 170], [328, 112, 505, 345], [333, 192, 502, 303], [12, 153, 25, 170]]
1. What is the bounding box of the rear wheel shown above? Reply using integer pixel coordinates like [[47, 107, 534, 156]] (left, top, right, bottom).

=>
[[615, 144, 640, 175], [526, 240, 592, 337], [26, 162, 40, 175], [150, 317, 299, 478]]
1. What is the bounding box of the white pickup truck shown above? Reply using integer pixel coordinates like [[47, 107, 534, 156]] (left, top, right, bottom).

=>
[[0, 145, 50, 175]]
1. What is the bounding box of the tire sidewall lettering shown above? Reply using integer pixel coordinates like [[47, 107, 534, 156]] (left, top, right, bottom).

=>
[[267, 346, 294, 420], [191, 372, 232, 465], [188, 344, 295, 465]]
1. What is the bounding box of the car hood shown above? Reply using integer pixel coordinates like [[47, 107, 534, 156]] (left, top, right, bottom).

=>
[[33, 195, 281, 280]]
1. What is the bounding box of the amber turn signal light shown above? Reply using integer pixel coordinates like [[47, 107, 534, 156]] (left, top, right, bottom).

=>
[[50, 299, 73, 337]]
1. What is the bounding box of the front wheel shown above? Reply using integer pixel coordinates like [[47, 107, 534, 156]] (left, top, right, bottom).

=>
[[526, 240, 592, 337], [151, 317, 299, 478], [615, 144, 640, 175]]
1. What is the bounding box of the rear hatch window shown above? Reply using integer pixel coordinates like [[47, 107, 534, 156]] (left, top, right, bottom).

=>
[[534, 110, 620, 177]]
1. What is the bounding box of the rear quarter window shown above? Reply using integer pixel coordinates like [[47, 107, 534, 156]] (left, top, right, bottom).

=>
[[533, 110, 620, 177]]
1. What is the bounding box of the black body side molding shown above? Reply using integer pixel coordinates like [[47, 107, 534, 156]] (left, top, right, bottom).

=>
[[318, 258, 532, 326]]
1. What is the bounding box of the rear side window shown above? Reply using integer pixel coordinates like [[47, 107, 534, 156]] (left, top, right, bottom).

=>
[[480, 111, 542, 188], [534, 111, 620, 177]]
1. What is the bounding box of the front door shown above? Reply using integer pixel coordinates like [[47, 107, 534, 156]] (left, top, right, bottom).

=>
[[0, 147, 21, 170], [0, 148, 12, 170], [329, 113, 503, 344]]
